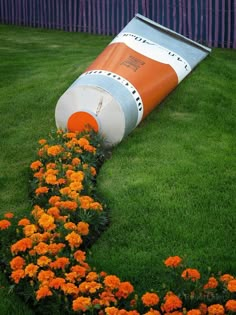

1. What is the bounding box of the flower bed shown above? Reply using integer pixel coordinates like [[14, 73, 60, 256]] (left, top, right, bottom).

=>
[[0, 130, 235, 315]]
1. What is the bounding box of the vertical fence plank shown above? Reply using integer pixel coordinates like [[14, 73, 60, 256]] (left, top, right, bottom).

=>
[[187, 0, 192, 40], [209, 0, 213, 46], [234, 0, 236, 48], [221, 0, 225, 47], [227, 0, 231, 48], [194, 0, 198, 41]]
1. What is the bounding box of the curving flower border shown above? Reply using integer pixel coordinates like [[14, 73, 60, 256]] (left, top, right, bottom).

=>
[[0, 130, 235, 315]]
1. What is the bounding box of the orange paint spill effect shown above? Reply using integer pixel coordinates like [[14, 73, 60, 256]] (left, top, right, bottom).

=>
[[67, 111, 99, 133]]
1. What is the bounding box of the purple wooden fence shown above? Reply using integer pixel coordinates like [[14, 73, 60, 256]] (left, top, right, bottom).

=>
[[0, 0, 235, 48]]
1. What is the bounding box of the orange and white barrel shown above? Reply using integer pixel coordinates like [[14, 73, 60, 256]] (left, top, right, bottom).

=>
[[55, 14, 211, 146]]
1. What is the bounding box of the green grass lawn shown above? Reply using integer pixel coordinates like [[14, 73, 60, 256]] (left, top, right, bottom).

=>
[[0, 24, 235, 314]]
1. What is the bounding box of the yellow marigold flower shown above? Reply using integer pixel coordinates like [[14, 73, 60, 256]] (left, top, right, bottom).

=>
[[10, 256, 26, 270], [142, 292, 160, 307], [37, 256, 52, 267], [38, 139, 47, 145], [65, 231, 82, 249], [47, 145, 63, 156], [187, 310, 201, 315], [116, 281, 134, 299], [11, 238, 33, 254], [34, 242, 49, 255], [45, 174, 57, 185], [162, 292, 182, 313], [181, 268, 201, 282], [36, 285, 53, 300], [11, 269, 25, 284], [104, 275, 121, 290], [30, 160, 43, 171], [220, 274, 234, 283], [204, 277, 218, 289], [72, 296, 92, 312], [50, 257, 70, 270], [4, 212, 14, 219], [61, 282, 79, 295], [77, 221, 89, 236], [144, 309, 161, 315], [48, 195, 61, 205], [23, 224, 37, 237], [49, 277, 66, 289], [164, 256, 182, 268], [18, 218, 31, 226], [0, 219, 11, 230], [38, 213, 55, 231], [25, 263, 39, 278], [74, 250, 86, 263], [198, 303, 208, 315], [227, 279, 236, 292], [225, 300, 236, 312], [208, 304, 225, 315], [35, 186, 49, 196]]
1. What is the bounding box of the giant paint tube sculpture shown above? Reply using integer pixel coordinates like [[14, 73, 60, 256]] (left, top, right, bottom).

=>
[[55, 14, 211, 146]]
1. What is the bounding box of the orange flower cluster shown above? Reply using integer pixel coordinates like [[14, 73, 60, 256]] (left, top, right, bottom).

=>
[[1, 130, 235, 315]]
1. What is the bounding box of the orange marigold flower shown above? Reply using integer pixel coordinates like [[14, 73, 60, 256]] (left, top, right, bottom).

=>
[[45, 174, 57, 185], [35, 186, 49, 196], [187, 310, 201, 315], [38, 139, 47, 145], [58, 201, 78, 211], [204, 277, 218, 290], [31, 205, 45, 219], [90, 166, 97, 176], [34, 242, 49, 255], [220, 274, 234, 283], [65, 271, 77, 283], [86, 271, 98, 282], [78, 137, 90, 147], [74, 250, 86, 263], [72, 157, 81, 166], [198, 303, 208, 315], [164, 256, 182, 268], [144, 309, 161, 315], [164, 312, 183, 315], [30, 160, 43, 171], [18, 218, 31, 226], [37, 256, 52, 267], [4, 212, 14, 219], [47, 206, 60, 219], [79, 196, 94, 209], [77, 221, 89, 235], [208, 304, 225, 315], [47, 145, 63, 156], [73, 296, 91, 312], [225, 300, 236, 312], [23, 224, 37, 237], [49, 195, 61, 205], [79, 281, 102, 294], [61, 283, 79, 295], [142, 292, 160, 307], [10, 256, 26, 270], [227, 279, 236, 292], [64, 132, 76, 139], [181, 268, 201, 282], [90, 202, 103, 211], [11, 238, 33, 254], [0, 219, 11, 230], [99, 291, 117, 306], [38, 270, 55, 284], [64, 222, 77, 230], [25, 263, 39, 278], [127, 311, 140, 315], [69, 181, 83, 192], [104, 275, 121, 290], [50, 257, 70, 270], [105, 307, 119, 315], [11, 269, 25, 284], [38, 213, 55, 231], [162, 293, 182, 313], [49, 277, 66, 290], [65, 231, 82, 249], [48, 242, 65, 255], [70, 170, 85, 182], [60, 187, 71, 195], [116, 282, 134, 299], [36, 285, 53, 300], [71, 265, 87, 278]]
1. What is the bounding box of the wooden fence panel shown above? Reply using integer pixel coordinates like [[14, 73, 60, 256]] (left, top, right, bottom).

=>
[[0, 0, 235, 48]]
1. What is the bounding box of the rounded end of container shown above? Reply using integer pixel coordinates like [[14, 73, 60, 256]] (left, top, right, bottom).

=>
[[67, 111, 99, 133]]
